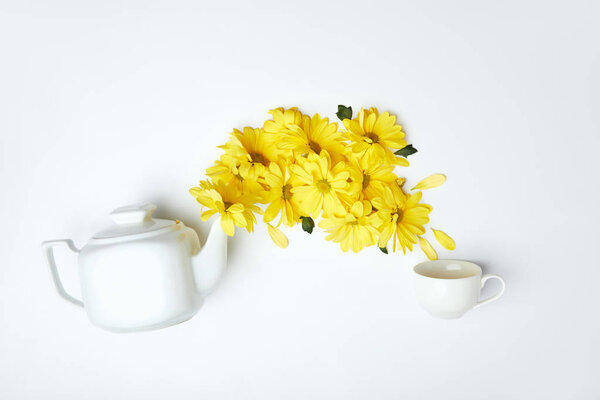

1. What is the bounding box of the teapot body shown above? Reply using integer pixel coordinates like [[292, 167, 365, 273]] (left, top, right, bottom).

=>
[[79, 225, 202, 332], [42, 204, 227, 333]]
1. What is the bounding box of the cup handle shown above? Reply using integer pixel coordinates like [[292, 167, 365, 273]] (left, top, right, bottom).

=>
[[473, 274, 505, 309], [42, 240, 84, 308]]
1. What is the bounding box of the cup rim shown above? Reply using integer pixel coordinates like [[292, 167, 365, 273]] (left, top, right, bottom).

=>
[[413, 259, 482, 280]]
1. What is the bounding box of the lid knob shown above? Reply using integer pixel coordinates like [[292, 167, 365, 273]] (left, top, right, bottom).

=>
[[109, 203, 157, 225]]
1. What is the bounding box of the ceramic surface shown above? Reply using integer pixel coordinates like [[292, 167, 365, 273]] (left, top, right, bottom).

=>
[[413, 260, 505, 319]]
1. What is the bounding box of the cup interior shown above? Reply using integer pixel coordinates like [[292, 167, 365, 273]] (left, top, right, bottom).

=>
[[414, 260, 481, 279]]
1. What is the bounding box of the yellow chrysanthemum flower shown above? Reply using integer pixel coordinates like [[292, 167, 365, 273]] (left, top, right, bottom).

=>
[[218, 127, 287, 180], [205, 159, 250, 185], [189, 180, 262, 236], [290, 151, 353, 218], [205, 160, 236, 184], [263, 107, 303, 136], [262, 162, 302, 227], [191, 105, 452, 255], [372, 185, 432, 253], [343, 108, 409, 166], [319, 200, 380, 253], [278, 113, 347, 162], [348, 153, 398, 200], [205, 159, 268, 202]]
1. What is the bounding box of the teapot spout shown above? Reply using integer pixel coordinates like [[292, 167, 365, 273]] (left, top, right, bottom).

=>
[[191, 217, 228, 297]]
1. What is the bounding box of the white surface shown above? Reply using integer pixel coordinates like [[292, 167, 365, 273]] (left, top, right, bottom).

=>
[[1, 0, 599, 398]]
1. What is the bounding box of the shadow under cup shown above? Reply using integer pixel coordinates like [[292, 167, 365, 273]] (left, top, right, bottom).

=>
[[413, 260, 484, 319]]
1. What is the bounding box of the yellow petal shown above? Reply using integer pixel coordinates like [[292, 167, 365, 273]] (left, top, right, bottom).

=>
[[230, 212, 247, 227], [411, 174, 446, 191], [370, 197, 387, 211], [290, 164, 313, 184], [419, 237, 437, 260], [267, 223, 289, 248], [200, 209, 218, 221], [318, 217, 341, 230], [227, 203, 244, 214], [377, 222, 394, 248], [350, 201, 363, 217], [220, 214, 235, 236], [263, 198, 282, 223], [432, 229, 456, 250], [362, 200, 372, 214], [394, 157, 410, 167]]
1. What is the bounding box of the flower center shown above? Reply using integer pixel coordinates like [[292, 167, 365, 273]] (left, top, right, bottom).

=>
[[224, 201, 233, 209], [250, 152, 267, 165], [316, 179, 331, 193], [282, 184, 293, 200], [362, 174, 371, 190], [365, 132, 379, 143], [394, 208, 404, 223], [308, 140, 322, 154]]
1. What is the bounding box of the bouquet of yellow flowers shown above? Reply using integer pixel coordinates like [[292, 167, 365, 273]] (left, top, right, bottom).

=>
[[190, 106, 455, 259]]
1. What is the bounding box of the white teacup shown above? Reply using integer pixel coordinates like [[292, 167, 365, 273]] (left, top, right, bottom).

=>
[[413, 260, 505, 319]]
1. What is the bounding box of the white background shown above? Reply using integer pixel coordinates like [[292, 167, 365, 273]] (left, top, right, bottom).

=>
[[1, 0, 599, 398]]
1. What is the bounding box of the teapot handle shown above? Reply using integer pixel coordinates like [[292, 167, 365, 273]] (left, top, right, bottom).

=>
[[42, 240, 84, 308]]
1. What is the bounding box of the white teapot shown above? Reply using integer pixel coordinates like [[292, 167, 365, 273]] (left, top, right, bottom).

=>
[[42, 203, 227, 332]]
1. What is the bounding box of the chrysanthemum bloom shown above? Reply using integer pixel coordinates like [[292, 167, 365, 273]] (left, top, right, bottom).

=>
[[372, 185, 433, 255], [262, 162, 302, 227], [205, 160, 256, 187], [218, 127, 287, 180], [192, 106, 454, 255], [206, 160, 237, 184], [348, 153, 398, 200], [319, 201, 380, 253], [343, 108, 409, 166], [189, 180, 262, 236], [290, 151, 353, 218], [262, 107, 303, 136], [278, 113, 347, 162], [206, 160, 268, 203]]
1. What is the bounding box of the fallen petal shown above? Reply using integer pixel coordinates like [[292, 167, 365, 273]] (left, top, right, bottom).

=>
[[432, 229, 456, 250], [418, 237, 438, 260], [267, 223, 289, 248], [412, 174, 446, 191]]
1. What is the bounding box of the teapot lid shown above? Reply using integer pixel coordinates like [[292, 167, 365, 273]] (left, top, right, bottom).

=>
[[93, 203, 176, 239]]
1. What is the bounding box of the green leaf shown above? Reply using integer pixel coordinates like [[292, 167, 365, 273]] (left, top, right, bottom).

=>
[[301, 216, 315, 234], [379, 247, 388, 254], [394, 144, 418, 158], [336, 105, 352, 121]]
